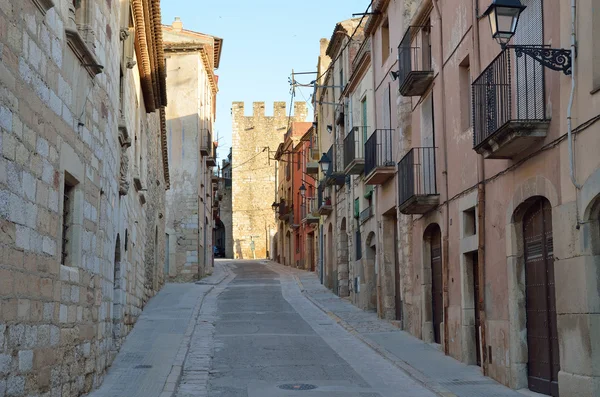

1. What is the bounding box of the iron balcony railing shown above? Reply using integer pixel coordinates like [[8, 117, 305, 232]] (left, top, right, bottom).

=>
[[398, 147, 437, 206], [364, 129, 395, 177], [398, 26, 433, 96], [343, 126, 366, 170], [301, 197, 318, 221], [200, 129, 212, 155], [325, 145, 345, 185], [472, 46, 547, 148], [359, 206, 373, 224]]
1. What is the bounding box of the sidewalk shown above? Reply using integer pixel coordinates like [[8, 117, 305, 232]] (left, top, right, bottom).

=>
[[88, 264, 228, 397], [273, 262, 524, 397]]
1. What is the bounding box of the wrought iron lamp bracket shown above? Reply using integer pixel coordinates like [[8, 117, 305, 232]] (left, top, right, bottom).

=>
[[508, 45, 572, 75]]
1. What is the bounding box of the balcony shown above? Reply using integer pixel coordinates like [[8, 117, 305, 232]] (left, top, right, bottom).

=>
[[206, 143, 217, 167], [200, 129, 212, 156], [306, 146, 319, 175], [317, 184, 332, 216], [364, 129, 396, 185], [344, 126, 366, 175], [301, 198, 319, 224], [359, 206, 373, 224], [211, 169, 219, 183], [325, 146, 345, 186], [472, 47, 549, 159], [278, 200, 292, 223], [398, 26, 433, 97], [398, 147, 439, 214]]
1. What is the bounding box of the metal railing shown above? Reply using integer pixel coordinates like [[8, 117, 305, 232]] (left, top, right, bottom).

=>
[[343, 126, 366, 170], [364, 129, 395, 176], [398, 26, 432, 86], [472, 46, 547, 148], [398, 147, 437, 206], [200, 129, 212, 153]]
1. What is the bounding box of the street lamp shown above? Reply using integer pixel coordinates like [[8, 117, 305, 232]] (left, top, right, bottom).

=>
[[482, 0, 526, 46], [299, 183, 306, 197], [482, 0, 572, 75], [271, 201, 278, 213], [318, 152, 331, 174]]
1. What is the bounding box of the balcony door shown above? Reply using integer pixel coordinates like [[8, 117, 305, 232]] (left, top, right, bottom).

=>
[[420, 94, 435, 195], [381, 84, 393, 165], [514, 0, 545, 120]]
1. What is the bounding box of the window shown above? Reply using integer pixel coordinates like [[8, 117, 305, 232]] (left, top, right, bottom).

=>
[[422, 24, 432, 71], [463, 207, 476, 237], [61, 173, 81, 267], [61, 182, 75, 266], [382, 19, 390, 63], [65, 0, 102, 75], [361, 97, 368, 145], [459, 56, 471, 131]]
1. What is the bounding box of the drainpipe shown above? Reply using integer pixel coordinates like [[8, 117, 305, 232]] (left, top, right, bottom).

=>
[[473, 0, 488, 375], [567, 0, 581, 226], [432, 0, 451, 356]]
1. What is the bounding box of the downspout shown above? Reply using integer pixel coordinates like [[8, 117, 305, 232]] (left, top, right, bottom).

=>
[[473, 0, 488, 374], [432, 0, 451, 356], [567, 0, 581, 225]]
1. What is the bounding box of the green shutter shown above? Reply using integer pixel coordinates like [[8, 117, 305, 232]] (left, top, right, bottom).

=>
[[354, 198, 360, 218], [364, 185, 373, 199]]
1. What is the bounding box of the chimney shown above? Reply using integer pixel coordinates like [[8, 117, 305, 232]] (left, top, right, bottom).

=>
[[172, 17, 183, 32]]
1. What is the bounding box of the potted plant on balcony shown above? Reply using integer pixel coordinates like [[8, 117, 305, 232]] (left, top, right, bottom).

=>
[[324, 196, 331, 206]]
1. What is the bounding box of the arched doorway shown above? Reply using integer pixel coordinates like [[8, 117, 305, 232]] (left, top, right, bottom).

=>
[[214, 219, 225, 258], [286, 230, 292, 267], [424, 224, 443, 344], [112, 234, 122, 348], [327, 223, 334, 290], [338, 218, 349, 297], [365, 232, 377, 312], [523, 198, 559, 396]]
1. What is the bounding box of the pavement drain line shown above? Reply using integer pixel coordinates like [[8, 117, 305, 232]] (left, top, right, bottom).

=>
[[160, 264, 235, 397], [276, 266, 458, 397]]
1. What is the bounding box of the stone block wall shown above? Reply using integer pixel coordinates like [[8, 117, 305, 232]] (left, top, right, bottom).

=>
[[0, 0, 168, 395], [231, 102, 307, 259]]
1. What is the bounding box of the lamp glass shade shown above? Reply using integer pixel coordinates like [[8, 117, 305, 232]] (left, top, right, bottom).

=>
[[299, 184, 306, 197], [318, 153, 331, 173], [485, 1, 525, 45]]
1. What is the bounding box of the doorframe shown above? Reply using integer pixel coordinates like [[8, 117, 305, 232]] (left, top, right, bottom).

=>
[[505, 177, 558, 390]]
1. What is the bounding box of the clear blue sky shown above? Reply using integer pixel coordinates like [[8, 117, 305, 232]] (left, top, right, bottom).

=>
[[161, 0, 369, 163]]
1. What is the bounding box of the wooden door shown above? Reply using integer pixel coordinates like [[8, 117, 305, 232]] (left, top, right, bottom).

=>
[[473, 253, 481, 367], [394, 219, 402, 321], [431, 227, 443, 344], [524, 199, 559, 396]]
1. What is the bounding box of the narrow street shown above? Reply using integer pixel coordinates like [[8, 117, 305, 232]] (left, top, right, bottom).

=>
[[93, 260, 525, 397]]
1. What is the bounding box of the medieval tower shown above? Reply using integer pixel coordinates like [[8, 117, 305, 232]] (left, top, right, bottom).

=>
[[231, 102, 308, 259]]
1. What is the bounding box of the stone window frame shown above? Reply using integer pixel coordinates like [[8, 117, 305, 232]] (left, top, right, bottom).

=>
[[59, 142, 85, 269], [66, 0, 103, 77]]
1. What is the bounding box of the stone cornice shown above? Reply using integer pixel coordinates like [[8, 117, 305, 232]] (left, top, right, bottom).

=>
[[32, 0, 54, 15], [65, 28, 103, 77]]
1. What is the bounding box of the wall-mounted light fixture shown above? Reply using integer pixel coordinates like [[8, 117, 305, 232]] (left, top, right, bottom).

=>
[[483, 0, 572, 75]]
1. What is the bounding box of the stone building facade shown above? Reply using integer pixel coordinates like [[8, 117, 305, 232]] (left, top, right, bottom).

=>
[[162, 18, 222, 281], [215, 149, 232, 259], [0, 0, 169, 395], [231, 102, 307, 260], [273, 122, 312, 268], [312, 0, 600, 396]]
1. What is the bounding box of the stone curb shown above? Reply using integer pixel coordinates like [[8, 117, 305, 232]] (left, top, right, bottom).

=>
[[290, 272, 458, 397], [160, 264, 231, 397]]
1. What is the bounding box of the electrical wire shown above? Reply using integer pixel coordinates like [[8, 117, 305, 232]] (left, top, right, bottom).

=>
[[294, 2, 372, 89], [230, 148, 267, 170]]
